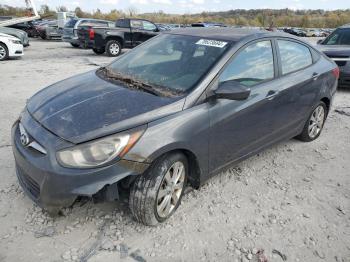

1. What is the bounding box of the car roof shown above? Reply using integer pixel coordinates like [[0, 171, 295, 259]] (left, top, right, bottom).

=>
[[165, 27, 299, 42], [0, 32, 18, 39]]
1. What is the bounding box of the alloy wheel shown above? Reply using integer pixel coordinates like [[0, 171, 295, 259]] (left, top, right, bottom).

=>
[[109, 43, 120, 56], [308, 105, 325, 139], [0, 45, 6, 60], [156, 161, 185, 218]]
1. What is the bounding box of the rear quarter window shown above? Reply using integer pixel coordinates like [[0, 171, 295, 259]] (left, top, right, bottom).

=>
[[277, 40, 313, 75]]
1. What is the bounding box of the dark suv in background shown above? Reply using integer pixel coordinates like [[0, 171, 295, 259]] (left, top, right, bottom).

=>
[[317, 24, 350, 87]]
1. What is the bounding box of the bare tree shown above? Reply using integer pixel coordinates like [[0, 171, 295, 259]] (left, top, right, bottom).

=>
[[126, 6, 138, 17]]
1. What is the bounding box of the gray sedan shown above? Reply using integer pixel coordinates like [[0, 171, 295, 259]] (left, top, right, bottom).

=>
[[0, 27, 29, 47], [12, 28, 338, 225]]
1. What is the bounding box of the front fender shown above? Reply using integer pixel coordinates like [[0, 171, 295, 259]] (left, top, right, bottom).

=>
[[124, 103, 211, 181]]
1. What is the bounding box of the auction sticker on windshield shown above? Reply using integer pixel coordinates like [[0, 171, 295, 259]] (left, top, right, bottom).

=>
[[196, 39, 228, 48]]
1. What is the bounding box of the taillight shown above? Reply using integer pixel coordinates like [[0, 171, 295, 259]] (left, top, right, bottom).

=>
[[89, 28, 95, 40], [332, 67, 340, 79]]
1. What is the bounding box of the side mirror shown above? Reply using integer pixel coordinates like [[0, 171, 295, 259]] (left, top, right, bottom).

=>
[[214, 80, 251, 101], [317, 39, 323, 44]]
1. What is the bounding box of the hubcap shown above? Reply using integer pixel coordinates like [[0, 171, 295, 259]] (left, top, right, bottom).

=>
[[308, 105, 325, 138], [109, 43, 120, 55], [156, 161, 185, 218], [0, 46, 6, 59]]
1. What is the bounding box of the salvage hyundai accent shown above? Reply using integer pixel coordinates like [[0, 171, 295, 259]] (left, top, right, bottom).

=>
[[12, 28, 338, 225]]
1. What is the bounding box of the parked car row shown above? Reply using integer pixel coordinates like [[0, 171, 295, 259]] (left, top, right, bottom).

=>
[[281, 27, 332, 37]]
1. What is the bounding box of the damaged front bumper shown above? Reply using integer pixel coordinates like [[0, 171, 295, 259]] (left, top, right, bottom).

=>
[[11, 110, 149, 213]]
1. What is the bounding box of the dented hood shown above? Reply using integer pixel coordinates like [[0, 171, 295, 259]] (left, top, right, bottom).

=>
[[27, 70, 184, 144]]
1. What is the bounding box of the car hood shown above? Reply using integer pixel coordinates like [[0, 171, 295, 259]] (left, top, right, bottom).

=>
[[317, 44, 350, 56], [0, 32, 19, 40], [0, 28, 25, 36], [27, 70, 185, 144]]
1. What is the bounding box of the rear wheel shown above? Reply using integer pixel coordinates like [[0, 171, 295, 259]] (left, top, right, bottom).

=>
[[297, 102, 327, 142], [129, 152, 187, 226], [0, 43, 8, 61], [92, 48, 105, 55], [70, 43, 80, 48], [106, 40, 122, 57]]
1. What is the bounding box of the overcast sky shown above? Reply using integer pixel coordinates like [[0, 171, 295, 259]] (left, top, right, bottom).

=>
[[2, 0, 348, 14]]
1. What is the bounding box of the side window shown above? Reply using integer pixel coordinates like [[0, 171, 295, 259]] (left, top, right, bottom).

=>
[[142, 21, 157, 31], [277, 40, 312, 74], [220, 41, 274, 87], [339, 29, 350, 45], [116, 19, 129, 28], [130, 20, 143, 29]]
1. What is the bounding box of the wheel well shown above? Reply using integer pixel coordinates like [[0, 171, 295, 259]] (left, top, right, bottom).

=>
[[0, 41, 8, 49], [321, 97, 330, 112], [164, 149, 201, 189], [106, 36, 124, 47]]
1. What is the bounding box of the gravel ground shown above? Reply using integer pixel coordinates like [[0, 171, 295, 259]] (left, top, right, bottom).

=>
[[0, 38, 349, 262]]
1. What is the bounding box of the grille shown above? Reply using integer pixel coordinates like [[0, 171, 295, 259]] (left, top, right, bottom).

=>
[[17, 165, 40, 199]]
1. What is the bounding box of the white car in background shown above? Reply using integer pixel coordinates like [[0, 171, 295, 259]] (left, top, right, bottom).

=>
[[0, 33, 23, 61]]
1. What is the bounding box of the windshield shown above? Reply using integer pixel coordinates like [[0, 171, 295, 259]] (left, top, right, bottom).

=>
[[104, 34, 231, 94], [322, 28, 350, 45]]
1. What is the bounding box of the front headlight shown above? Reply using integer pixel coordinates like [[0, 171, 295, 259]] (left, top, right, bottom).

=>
[[56, 128, 145, 168], [9, 39, 21, 44]]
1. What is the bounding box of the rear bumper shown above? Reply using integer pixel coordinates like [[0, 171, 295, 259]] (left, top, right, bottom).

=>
[[11, 112, 149, 212]]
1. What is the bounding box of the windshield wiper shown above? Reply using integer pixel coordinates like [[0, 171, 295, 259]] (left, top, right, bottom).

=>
[[97, 67, 174, 97]]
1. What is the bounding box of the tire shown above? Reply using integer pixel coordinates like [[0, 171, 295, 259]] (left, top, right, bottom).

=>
[[297, 101, 327, 142], [0, 43, 9, 61], [92, 48, 105, 55], [105, 40, 122, 57], [70, 43, 80, 48], [129, 152, 188, 226]]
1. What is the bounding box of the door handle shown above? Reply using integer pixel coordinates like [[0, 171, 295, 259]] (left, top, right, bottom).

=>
[[312, 72, 320, 80], [266, 90, 279, 100]]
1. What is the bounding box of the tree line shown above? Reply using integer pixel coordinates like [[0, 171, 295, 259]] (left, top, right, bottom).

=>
[[1, 4, 350, 28]]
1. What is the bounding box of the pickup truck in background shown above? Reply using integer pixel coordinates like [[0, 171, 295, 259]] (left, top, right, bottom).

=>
[[77, 18, 164, 56]]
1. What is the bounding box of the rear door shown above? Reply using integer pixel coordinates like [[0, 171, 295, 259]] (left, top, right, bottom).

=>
[[208, 40, 279, 172], [270, 39, 320, 137]]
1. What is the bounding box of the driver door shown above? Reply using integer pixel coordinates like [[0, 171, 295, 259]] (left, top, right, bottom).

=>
[[208, 40, 280, 173]]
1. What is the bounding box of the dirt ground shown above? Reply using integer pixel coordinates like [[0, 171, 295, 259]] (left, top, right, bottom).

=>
[[0, 38, 349, 262]]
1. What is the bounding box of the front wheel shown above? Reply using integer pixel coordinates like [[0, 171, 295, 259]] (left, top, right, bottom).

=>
[[129, 153, 188, 226], [105, 40, 122, 57], [297, 102, 327, 142], [0, 43, 9, 61], [70, 43, 80, 48]]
